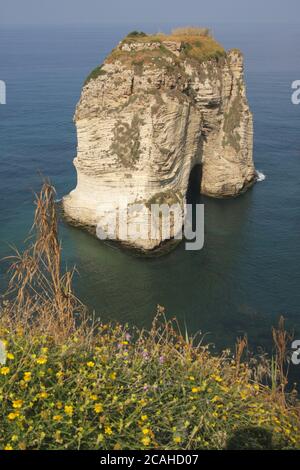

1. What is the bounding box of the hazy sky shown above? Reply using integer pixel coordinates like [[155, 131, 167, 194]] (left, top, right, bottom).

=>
[[2, 0, 299, 25]]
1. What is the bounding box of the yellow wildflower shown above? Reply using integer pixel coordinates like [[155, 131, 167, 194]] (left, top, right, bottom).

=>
[[38, 391, 48, 399], [141, 415, 148, 422], [105, 426, 113, 435], [64, 405, 73, 417], [212, 374, 223, 383], [7, 353, 14, 360], [0, 367, 10, 375], [86, 361, 95, 368], [56, 401, 63, 409], [90, 394, 98, 401], [23, 372, 32, 382], [53, 415, 62, 422], [109, 372, 116, 380], [141, 436, 151, 446], [173, 436, 182, 444], [142, 428, 150, 435], [36, 357, 47, 365], [4, 444, 13, 450], [12, 399, 23, 409], [191, 387, 200, 393], [94, 403, 103, 413], [8, 412, 19, 420]]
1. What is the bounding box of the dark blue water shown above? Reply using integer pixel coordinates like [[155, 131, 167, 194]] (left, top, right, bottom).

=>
[[1, 23, 300, 352]]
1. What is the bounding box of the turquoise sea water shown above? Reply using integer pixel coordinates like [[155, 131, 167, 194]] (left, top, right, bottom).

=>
[[0, 22, 300, 354]]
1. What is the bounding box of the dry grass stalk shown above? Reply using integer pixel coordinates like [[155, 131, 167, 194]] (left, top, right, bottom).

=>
[[235, 335, 248, 375], [272, 316, 292, 397], [1, 182, 90, 344], [171, 27, 211, 37]]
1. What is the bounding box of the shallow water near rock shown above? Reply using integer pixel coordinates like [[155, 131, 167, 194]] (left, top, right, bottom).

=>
[[0, 22, 300, 361]]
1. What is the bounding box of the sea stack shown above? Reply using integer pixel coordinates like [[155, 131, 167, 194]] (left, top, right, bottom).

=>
[[63, 28, 256, 250]]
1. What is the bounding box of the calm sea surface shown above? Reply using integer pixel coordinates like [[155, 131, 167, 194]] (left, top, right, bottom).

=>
[[1, 23, 300, 353]]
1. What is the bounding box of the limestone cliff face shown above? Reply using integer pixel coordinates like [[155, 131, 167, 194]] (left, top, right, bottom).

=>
[[63, 31, 256, 250]]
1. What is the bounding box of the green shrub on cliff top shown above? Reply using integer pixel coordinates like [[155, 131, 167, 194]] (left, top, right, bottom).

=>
[[84, 65, 106, 85], [127, 31, 148, 38]]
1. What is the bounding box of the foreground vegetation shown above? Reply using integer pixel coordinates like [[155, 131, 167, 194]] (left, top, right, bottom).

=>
[[0, 184, 299, 450]]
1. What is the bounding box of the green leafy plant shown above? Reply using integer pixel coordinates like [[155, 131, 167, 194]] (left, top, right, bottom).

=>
[[84, 65, 106, 85], [127, 31, 147, 38]]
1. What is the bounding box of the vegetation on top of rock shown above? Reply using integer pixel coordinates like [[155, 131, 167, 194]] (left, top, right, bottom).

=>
[[84, 64, 106, 85], [171, 26, 211, 37], [106, 27, 226, 68], [180, 37, 225, 62], [83, 27, 226, 85], [126, 31, 148, 38], [83, 27, 227, 88]]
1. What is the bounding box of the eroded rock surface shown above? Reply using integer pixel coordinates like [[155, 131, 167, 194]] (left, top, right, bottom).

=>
[[63, 30, 256, 250]]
